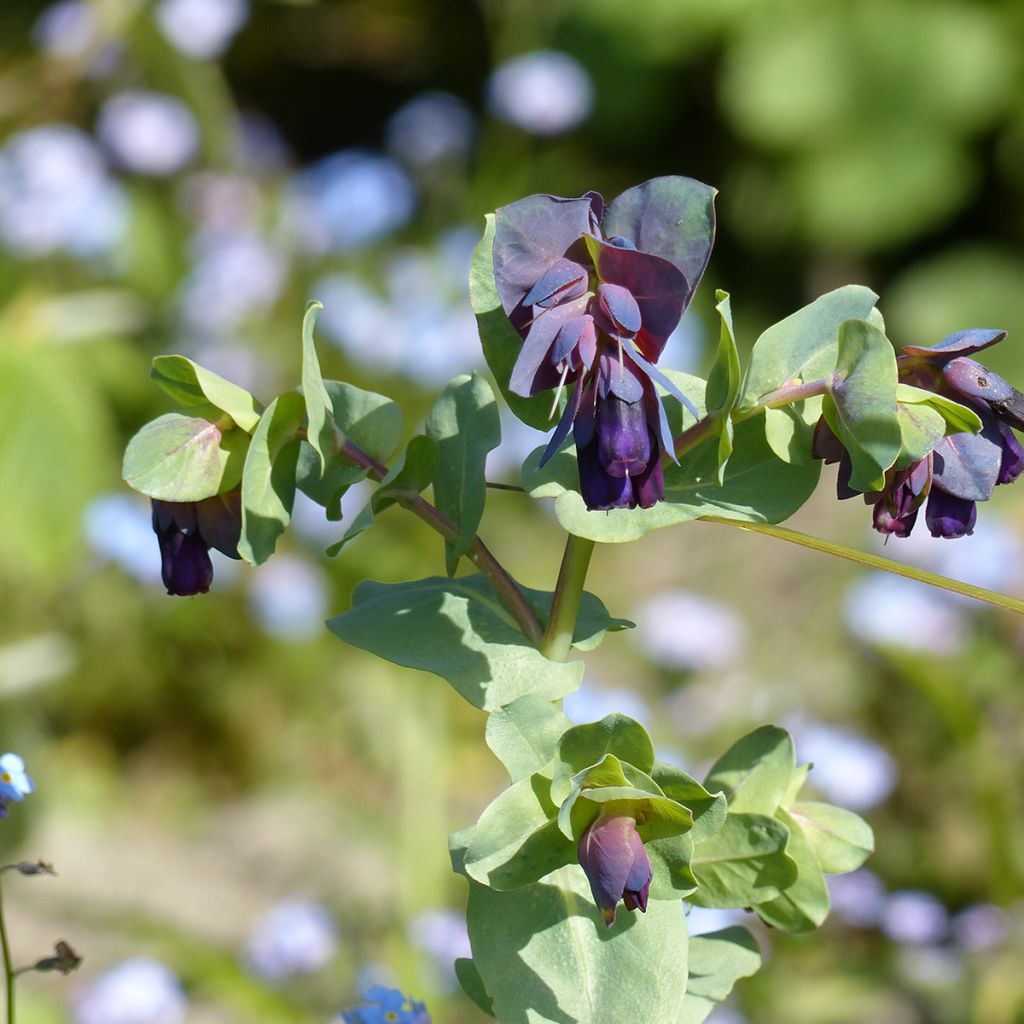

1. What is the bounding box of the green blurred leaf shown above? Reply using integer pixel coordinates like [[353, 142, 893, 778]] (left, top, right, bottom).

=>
[[754, 808, 830, 933], [486, 696, 572, 783], [300, 301, 334, 472], [327, 575, 584, 710], [150, 355, 261, 433], [123, 412, 248, 502], [467, 865, 689, 1024], [454, 958, 495, 1018], [651, 762, 728, 845], [689, 813, 797, 908], [704, 725, 797, 815], [705, 290, 741, 481], [790, 801, 874, 874], [471, 214, 559, 429], [739, 286, 879, 409], [552, 715, 656, 802], [465, 772, 575, 890], [238, 393, 304, 565], [426, 373, 501, 574]]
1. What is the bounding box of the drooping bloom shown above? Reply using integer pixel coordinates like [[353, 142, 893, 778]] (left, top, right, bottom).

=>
[[151, 488, 241, 595], [815, 328, 1024, 539], [492, 177, 715, 509], [339, 986, 431, 1024], [0, 753, 33, 817], [577, 813, 652, 927]]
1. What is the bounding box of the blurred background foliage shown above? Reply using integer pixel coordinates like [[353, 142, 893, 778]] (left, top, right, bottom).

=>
[[1, 0, 1024, 1021]]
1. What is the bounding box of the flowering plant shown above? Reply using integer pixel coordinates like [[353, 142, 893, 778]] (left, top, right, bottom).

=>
[[119, 175, 1024, 1022]]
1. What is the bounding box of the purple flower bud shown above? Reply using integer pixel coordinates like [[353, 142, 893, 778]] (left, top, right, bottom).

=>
[[522, 257, 589, 309], [997, 423, 1024, 485], [925, 489, 976, 539], [941, 357, 1013, 404], [596, 282, 641, 337], [151, 489, 241, 596], [870, 459, 931, 538], [578, 814, 652, 927]]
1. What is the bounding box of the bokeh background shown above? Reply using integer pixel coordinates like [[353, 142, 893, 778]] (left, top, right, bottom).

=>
[[2, 0, 1024, 1021]]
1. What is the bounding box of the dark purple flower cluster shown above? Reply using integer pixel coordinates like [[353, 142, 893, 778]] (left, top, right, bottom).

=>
[[492, 177, 715, 510], [151, 489, 242, 595], [815, 329, 1024, 539], [577, 813, 653, 926]]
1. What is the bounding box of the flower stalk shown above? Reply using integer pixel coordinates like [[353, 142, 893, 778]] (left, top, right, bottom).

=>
[[540, 534, 596, 662]]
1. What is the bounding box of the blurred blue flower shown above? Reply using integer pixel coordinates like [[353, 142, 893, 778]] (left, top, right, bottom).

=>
[[287, 150, 415, 255], [684, 905, 745, 936], [843, 572, 967, 654], [179, 172, 263, 233], [85, 494, 163, 587], [156, 0, 249, 59], [244, 898, 339, 983], [563, 680, 650, 727], [0, 753, 33, 803], [179, 230, 287, 334], [234, 111, 292, 175], [0, 124, 128, 259], [97, 91, 200, 177], [339, 986, 431, 1024], [386, 92, 475, 167], [247, 556, 329, 641], [635, 590, 746, 672], [826, 869, 887, 928], [788, 718, 897, 811], [882, 890, 949, 946], [71, 958, 186, 1024], [951, 903, 1007, 951], [487, 50, 594, 136], [408, 909, 471, 990], [33, 0, 97, 59]]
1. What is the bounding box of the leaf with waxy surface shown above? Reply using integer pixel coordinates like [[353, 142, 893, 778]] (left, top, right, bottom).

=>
[[753, 808, 830, 933], [238, 393, 305, 564], [678, 926, 761, 1024], [703, 725, 797, 816], [300, 301, 334, 472], [123, 412, 249, 502], [150, 355, 261, 432], [739, 285, 880, 410], [688, 813, 797, 909], [763, 399, 822, 464], [427, 373, 501, 575], [454, 959, 494, 1018], [789, 801, 874, 874], [485, 696, 572, 783], [327, 575, 584, 710], [650, 762, 728, 845], [466, 865, 689, 1024], [822, 318, 901, 492], [551, 714, 656, 802], [704, 291, 741, 482]]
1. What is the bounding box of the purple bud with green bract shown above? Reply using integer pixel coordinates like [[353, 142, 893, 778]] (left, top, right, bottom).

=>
[[578, 813, 652, 926], [151, 488, 242, 596], [492, 177, 715, 510]]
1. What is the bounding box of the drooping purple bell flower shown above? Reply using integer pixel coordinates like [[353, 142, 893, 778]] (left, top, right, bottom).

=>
[[577, 813, 652, 927], [869, 457, 932, 539], [152, 488, 242, 595], [925, 489, 977, 539]]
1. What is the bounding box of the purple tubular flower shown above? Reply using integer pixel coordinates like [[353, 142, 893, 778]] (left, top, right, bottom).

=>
[[997, 423, 1024, 485], [492, 177, 716, 511], [578, 814, 652, 927], [152, 488, 241, 596], [869, 457, 931, 539], [925, 489, 977, 539]]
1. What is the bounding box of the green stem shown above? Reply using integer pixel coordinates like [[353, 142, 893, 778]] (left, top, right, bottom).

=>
[[673, 412, 721, 459], [732, 378, 830, 422], [541, 535, 596, 661], [702, 516, 1024, 615], [338, 438, 545, 646], [0, 874, 15, 1024]]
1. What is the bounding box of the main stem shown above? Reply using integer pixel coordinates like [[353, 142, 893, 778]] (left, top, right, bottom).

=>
[[0, 876, 14, 1024], [541, 535, 596, 662], [338, 438, 545, 647]]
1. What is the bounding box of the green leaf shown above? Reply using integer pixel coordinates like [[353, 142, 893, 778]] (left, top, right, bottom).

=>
[[897, 384, 982, 435], [485, 696, 571, 783], [895, 396, 948, 467], [123, 412, 248, 502], [703, 726, 797, 815], [822, 319, 900, 492], [426, 373, 501, 574], [465, 772, 575, 890], [327, 575, 583, 710], [679, 926, 761, 1024], [739, 285, 880, 410], [705, 291, 741, 482], [754, 808, 829, 933], [238, 394, 304, 564], [537, 372, 821, 544], [454, 959, 495, 1018], [467, 866, 689, 1024], [651, 762, 728, 845], [552, 715, 656, 802], [790, 801, 874, 874], [471, 214, 559, 430], [300, 301, 335, 472], [763, 399, 822, 464], [646, 832, 700, 899], [150, 355, 261, 433], [689, 813, 797, 908], [520, 587, 634, 652]]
